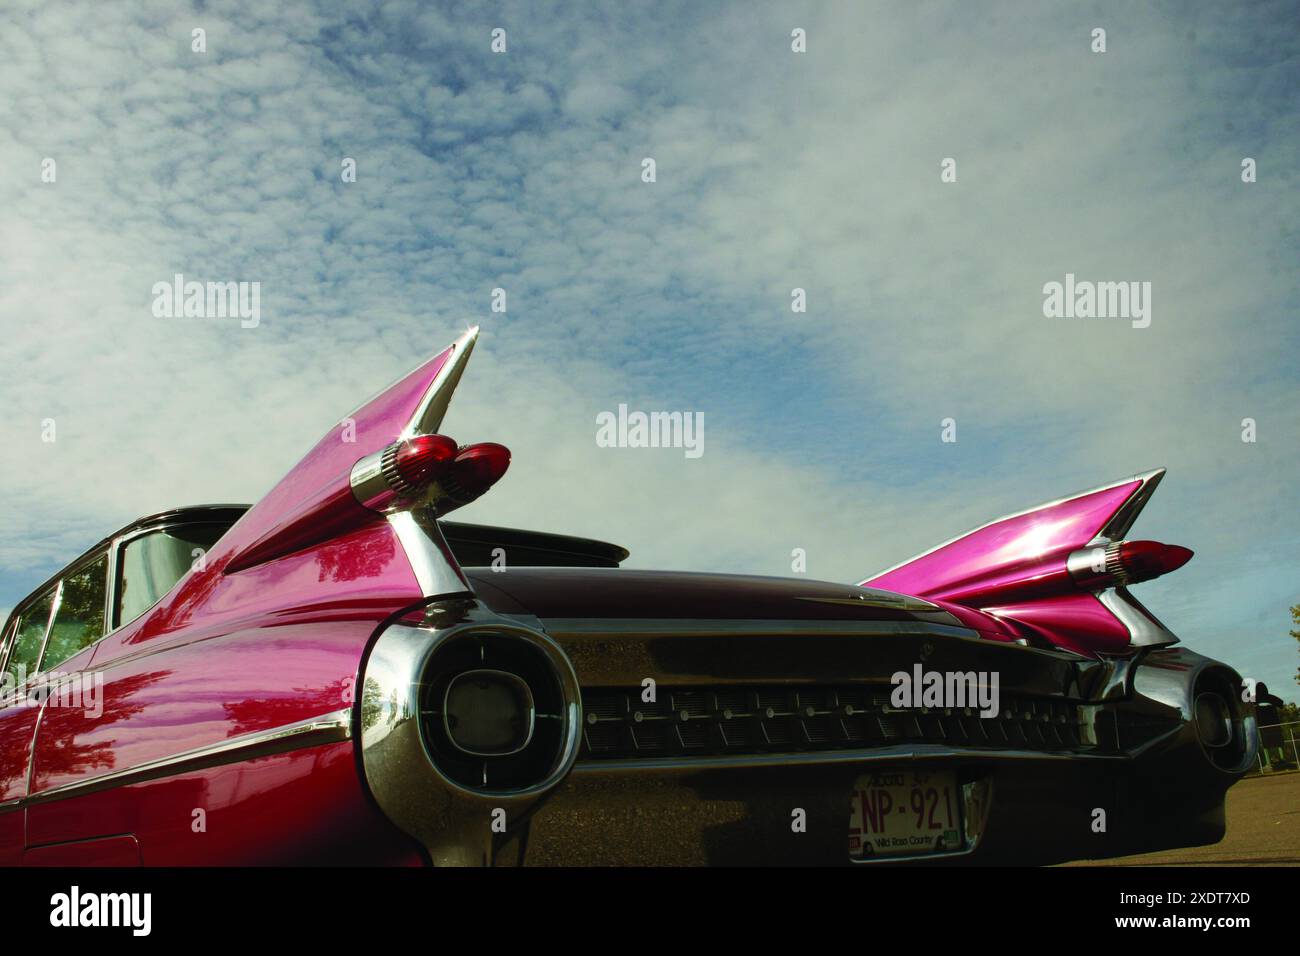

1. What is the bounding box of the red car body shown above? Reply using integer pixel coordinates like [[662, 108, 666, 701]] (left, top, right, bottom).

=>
[[0, 330, 1258, 866]]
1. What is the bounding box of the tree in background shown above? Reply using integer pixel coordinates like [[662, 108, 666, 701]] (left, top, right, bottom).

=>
[[1293, 603, 1300, 686]]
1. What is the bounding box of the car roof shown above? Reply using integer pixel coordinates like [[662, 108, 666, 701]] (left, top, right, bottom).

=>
[[4, 504, 629, 630]]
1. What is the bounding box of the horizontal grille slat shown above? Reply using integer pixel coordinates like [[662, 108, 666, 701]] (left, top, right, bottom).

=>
[[579, 684, 1101, 761]]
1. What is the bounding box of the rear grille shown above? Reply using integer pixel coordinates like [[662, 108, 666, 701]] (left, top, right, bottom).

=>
[[580, 684, 1102, 760]]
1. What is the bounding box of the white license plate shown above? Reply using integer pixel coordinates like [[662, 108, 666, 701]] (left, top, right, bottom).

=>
[[848, 769, 963, 859]]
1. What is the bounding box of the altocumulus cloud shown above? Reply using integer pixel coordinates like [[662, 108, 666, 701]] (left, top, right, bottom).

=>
[[0, 0, 1296, 693]]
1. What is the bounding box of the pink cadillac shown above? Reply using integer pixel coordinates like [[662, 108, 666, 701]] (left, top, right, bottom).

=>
[[0, 329, 1257, 865]]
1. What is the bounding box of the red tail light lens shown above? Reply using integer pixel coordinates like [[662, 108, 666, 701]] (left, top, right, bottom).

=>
[[436, 442, 512, 515], [1116, 540, 1193, 584], [393, 434, 458, 490], [366, 435, 510, 513], [444, 443, 511, 507]]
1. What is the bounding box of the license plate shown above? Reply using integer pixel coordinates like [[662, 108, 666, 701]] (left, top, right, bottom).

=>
[[848, 769, 963, 859]]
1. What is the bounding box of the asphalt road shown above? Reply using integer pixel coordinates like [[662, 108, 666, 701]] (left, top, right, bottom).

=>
[[1062, 772, 1300, 866]]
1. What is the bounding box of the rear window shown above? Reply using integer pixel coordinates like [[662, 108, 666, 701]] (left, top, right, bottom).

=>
[[115, 524, 229, 628]]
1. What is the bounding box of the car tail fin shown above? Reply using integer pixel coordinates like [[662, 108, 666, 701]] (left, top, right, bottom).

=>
[[861, 469, 1188, 655], [218, 328, 493, 597]]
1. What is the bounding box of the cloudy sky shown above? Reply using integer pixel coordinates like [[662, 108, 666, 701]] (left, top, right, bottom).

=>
[[1, 0, 1296, 698]]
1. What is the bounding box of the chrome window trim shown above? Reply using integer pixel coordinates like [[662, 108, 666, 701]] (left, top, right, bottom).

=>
[[106, 519, 233, 633], [32, 579, 64, 678], [0, 615, 17, 681], [104, 530, 123, 634], [2, 546, 114, 707], [34, 549, 112, 676], [0, 581, 63, 709], [2, 586, 59, 667], [0, 507, 247, 654]]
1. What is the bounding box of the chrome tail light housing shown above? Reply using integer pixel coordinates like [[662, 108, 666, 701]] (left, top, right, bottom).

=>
[[356, 600, 582, 865], [1190, 666, 1254, 772]]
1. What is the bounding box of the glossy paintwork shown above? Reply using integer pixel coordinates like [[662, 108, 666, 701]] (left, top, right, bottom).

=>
[[109, 342, 462, 641], [94, 521, 419, 661], [863, 481, 1142, 654], [215, 342, 454, 571], [36, 620, 368, 795], [983, 592, 1130, 656], [94, 346, 463, 665], [0, 705, 38, 805], [27, 743, 422, 865], [0, 704, 39, 865], [2, 345, 460, 865]]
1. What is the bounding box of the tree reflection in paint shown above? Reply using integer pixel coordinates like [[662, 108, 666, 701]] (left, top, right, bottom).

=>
[[25, 669, 171, 791]]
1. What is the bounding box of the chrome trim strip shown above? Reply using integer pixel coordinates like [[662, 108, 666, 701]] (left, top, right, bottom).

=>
[[102, 536, 118, 642], [1098, 469, 1165, 542], [350, 448, 392, 512], [571, 744, 1128, 774], [1098, 653, 1141, 700], [16, 708, 352, 809], [337, 326, 479, 428], [1098, 587, 1179, 647], [33, 579, 64, 681], [1066, 544, 1109, 582], [865, 468, 1166, 581], [796, 589, 943, 613], [389, 509, 472, 597], [401, 326, 479, 440], [2, 586, 68, 801], [0, 616, 17, 683], [347, 328, 482, 600]]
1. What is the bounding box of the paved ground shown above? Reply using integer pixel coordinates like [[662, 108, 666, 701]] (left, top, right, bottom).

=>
[[1062, 772, 1300, 866]]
